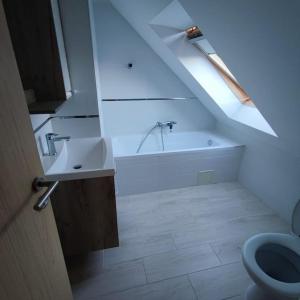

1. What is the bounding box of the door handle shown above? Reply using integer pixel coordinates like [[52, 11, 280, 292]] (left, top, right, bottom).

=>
[[32, 177, 59, 211]]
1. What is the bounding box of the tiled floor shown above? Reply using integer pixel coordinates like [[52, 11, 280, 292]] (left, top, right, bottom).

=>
[[69, 182, 288, 300]]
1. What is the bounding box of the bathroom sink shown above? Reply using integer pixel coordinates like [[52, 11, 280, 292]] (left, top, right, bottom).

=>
[[44, 137, 115, 181]]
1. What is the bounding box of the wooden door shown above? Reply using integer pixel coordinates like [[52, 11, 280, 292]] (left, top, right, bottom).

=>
[[0, 2, 72, 299]]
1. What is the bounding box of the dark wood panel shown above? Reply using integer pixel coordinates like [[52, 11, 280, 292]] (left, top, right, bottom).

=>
[[51, 176, 119, 256], [28, 100, 65, 114], [3, 0, 66, 102]]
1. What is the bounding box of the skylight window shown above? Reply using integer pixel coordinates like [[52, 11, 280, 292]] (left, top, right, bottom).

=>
[[207, 53, 253, 106], [150, 2, 276, 136], [187, 26, 254, 106]]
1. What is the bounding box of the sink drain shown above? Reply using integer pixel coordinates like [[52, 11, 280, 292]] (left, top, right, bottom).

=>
[[73, 164, 82, 170]]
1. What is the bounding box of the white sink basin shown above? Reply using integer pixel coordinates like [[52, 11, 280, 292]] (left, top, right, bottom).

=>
[[43, 137, 115, 181]]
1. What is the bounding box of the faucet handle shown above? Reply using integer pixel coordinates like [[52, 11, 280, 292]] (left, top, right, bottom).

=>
[[167, 121, 177, 125], [46, 133, 58, 140]]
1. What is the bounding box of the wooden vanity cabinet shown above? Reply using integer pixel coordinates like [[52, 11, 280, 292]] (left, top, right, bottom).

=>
[[3, 0, 71, 114], [51, 176, 119, 256]]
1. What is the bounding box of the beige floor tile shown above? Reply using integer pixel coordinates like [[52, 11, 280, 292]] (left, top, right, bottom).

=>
[[144, 244, 220, 282], [99, 276, 197, 300], [103, 233, 176, 266], [210, 235, 245, 264], [72, 260, 146, 299], [70, 183, 288, 299], [173, 214, 288, 249], [189, 262, 250, 300]]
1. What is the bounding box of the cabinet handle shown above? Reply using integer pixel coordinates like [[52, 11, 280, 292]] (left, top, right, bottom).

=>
[[32, 177, 59, 211]]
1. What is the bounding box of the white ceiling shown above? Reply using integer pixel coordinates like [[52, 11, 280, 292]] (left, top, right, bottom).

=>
[[150, 0, 193, 30]]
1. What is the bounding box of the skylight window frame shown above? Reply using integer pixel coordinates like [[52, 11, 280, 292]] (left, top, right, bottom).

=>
[[189, 34, 254, 106], [207, 53, 253, 106]]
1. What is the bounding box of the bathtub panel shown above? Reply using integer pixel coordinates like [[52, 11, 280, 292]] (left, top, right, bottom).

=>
[[113, 131, 244, 195], [114, 148, 244, 196]]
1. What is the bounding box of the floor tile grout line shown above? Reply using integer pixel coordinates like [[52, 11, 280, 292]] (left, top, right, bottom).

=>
[[142, 257, 150, 284], [102, 237, 233, 270], [209, 242, 223, 265], [116, 212, 281, 248], [102, 253, 241, 277], [74, 261, 243, 299], [144, 260, 243, 286], [85, 282, 149, 300], [170, 231, 179, 250], [87, 273, 200, 299], [186, 273, 199, 300], [222, 293, 242, 300], [103, 237, 178, 268], [103, 229, 249, 270], [117, 184, 246, 199]]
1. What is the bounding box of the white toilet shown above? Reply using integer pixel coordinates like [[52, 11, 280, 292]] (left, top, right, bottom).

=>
[[242, 200, 300, 300]]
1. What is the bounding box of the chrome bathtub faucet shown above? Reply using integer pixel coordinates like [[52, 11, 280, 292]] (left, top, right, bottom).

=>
[[156, 121, 177, 132], [136, 121, 177, 153], [45, 133, 71, 156]]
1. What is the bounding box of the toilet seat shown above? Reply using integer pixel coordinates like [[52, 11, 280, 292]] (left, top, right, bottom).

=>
[[242, 233, 300, 298]]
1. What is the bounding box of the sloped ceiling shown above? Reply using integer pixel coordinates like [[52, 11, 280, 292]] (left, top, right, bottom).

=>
[[150, 0, 193, 30], [91, 0, 196, 100], [110, 0, 227, 123], [110, 0, 300, 148], [179, 0, 300, 143]]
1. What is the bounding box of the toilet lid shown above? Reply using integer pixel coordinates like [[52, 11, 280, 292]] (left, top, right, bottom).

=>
[[292, 199, 300, 236]]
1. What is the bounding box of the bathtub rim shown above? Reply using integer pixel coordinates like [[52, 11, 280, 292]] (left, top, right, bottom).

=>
[[113, 143, 245, 159], [112, 130, 244, 158]]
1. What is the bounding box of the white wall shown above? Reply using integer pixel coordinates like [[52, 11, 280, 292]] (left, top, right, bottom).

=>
[[51, 117, 100, 138], [103, 99, 215, 135], [93, 0, 193, 99], [217, 121, 300, 224], [110, 0, 300, 223], [179, 0, 300, 223], [57, 0, 99, 117], [91, 0, 215, 136], [30, 114, 100, 143], [110, 0, 226, 122], [30, 114, 50, 131]]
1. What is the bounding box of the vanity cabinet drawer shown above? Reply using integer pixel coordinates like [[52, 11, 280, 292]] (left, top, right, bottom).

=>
[[51, 176, 119, 256]]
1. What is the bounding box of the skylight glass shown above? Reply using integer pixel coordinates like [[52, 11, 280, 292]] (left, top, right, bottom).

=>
[[192, 37, 254, 106], [209, 54, 236, 81]]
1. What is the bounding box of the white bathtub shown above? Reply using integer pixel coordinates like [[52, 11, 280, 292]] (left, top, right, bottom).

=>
[[112, 131, 244, 195]]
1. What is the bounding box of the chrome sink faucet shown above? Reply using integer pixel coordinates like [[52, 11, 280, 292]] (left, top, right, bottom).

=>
[[45, 133, 70, 156], [156, 121, 177, 132]]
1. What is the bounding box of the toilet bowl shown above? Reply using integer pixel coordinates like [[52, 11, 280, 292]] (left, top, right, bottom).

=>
[[242, 200, 300, 300]]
